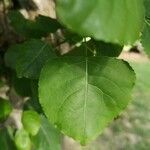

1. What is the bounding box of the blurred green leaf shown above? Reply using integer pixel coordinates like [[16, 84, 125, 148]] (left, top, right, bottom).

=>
[[87, 40, 123, 57], [5, 39, 56, 79], [8, 11, 62, 38], [12, 73, 32, 97], [22, 110, 40, 136], [63, 30, 83, 45], [141, 0, 150, 57], [0, 127, 16, 150], [0, 98, 12, 121], [141, 22, 150, 57], [65, 39, 122, 57], [23, 80, 43, 113], [15, 128, 31, 150], [30, 80, 43, 113], [56, 0, 144, 44], [32, 116, 61, 150], [144, 0, 150, 20]]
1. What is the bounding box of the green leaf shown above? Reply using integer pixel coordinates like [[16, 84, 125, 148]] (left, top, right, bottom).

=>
[[22, 110, 40, 136], [8, 11, 62, 38], [144, 0, 150, 20], [30, 80, 43, 113], [15, 128, 31, 150], [32, 116, 61, 150], [0, 128, 16, 150], [141, 22, 150, 57], [141, 0, 150, 57], [63, 30, 83, 45], [39, 56, 135, 144], [56, 0, 144, 44], [64, 43, 94, 57], [0, 98, 12, 121], [23, 81, 43, 113], [5, 39, 56, 79], [87, 40, 123, 57], [65, 40, 122, 57], [12, 74, 32, 97]]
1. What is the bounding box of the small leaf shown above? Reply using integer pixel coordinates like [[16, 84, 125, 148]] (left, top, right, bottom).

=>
[[15, 128, 31, 150], [141, 0, 150, 57], [63, 30, 83, 45], [30, 80, 43, 113], [144, 0, 150, 20], [8, 11, 62, 38], [32, 116, 61, 150], [23, 81, 43, 113], [56, 0, 144, 44], [0, 98, 12, 121], [0, 127, 16, 150], [141, 22, 150, 57], [22, 110, 40, 136], [12, 74, 32, 97], [65, 40, 122, 57], [87, 40, 123, 57], [64, 43, 94, 57], [5, 39, 56, 79], [39, 55, 135, 144]]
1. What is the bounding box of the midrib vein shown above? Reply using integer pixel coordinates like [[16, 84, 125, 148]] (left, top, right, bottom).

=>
[[83, 57, 88, 138]]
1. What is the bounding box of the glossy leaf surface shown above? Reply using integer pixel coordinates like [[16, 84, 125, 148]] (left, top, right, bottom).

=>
[[39, 56, 135, 144]]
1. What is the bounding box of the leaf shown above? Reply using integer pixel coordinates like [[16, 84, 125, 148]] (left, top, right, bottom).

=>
[[64, 43, 94, 57], [12, 74, 32, 97], [144, 0, 150, 20], [39, 56, 135, 144], [5, 39, 56, 79], [0, 127, 16, 150], [8, 11, 62, 38], [30, 80, 43, 113], [15, 128, 31, 150], [141, 0, 150, 57], [65, 40, 122, 57], [141, 22, 150, 57], [0, 98, 12, 121], [88, 40, 123, 57], [22, 110, 40, 136], [63, 30, 83, 45], [23, 81, 43, 113], [32, 116, 61, 150], [56, 0, 144, 44]]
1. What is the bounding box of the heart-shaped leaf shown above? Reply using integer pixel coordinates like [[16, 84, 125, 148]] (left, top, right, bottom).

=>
[[39, 56, 135, 144]]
